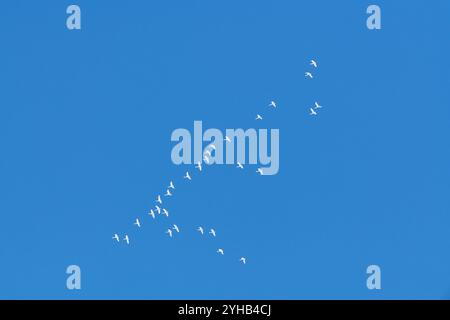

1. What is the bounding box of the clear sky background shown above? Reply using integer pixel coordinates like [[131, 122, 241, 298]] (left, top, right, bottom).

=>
[[1, 1, 450, 299]]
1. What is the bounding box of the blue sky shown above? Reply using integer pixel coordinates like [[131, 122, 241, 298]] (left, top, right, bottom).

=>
[[1, 0, 450, 299]]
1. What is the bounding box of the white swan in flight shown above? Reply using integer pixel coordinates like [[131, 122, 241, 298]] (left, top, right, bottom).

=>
[[269, 101, 277, 108], [112, 234, 120, 242], [197, 226, 204, 235], [123, 235, 130, 245], [240, 257, 247, 264], [168, 181, 175, 189], [156, 195, 162, 204], [184, 171, 192, 180], [148, 209, 156, 219], [217, 248, 224, 255], [305, 72, 313, 79], [166, 229, 173, 238], [224, 136, 231, 143], [310, 60, 318, 68], [256, 114, 263, 120], [134, 218, 141, 228], [203, 156, 210, 164], [196, 161, 202, 171], [309, 108, 317, 116], [314, 102, 322, 109], [162, 208, 169, 217], [172, 224, 180, 233], [237, 162, 244, 169], [165, 189, 172, 197], [257, 168, 264, 175], [209, 229, 216, 237], [155, 205, 161, 214]]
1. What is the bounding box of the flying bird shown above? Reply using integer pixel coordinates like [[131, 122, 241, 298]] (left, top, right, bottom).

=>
[[123, 235, 130, 245], [269, 101, 277, 108], [197, 226, 204, 235], [155, 205, 162, 214], [112, 234, 120, 242], [209, 229, 216, 237], [148, 210, 156, 219], [184, 171, 192, 180], [224, 136, 231, 143], [257, 168, 264, 175], [165, 189, 172, 197], [305, 72, 313, 79], [240, 257, 247, 264], [310, 60, 318, 68], [162, 208, 169, 217], [237, 162, 244, 169], [196, 161, 202, 171], [134, 218, 141, 228], [203, 156, 210, 164], [217, 248, 224, 255], [172, 224, 180, 233], [309, 108, 318, 116], [168, 181, 175, 189], [256, 114, 263, 120], [314, 102, 322, 109], [166, 229, 173, 238], [204, 149, 212, 157], [156, 195, 162, 204]]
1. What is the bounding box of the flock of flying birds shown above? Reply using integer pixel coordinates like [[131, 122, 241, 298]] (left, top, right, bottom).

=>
[[112, 158, 247, 265], [255, 59, 323, 118], [112, 59, 322, 267], [306, 59, 324, 116]]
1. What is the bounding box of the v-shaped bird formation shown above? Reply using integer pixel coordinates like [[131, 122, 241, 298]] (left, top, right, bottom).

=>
[[112, 58, 325, 267]]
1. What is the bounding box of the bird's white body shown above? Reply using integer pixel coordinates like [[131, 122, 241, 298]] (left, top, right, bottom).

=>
[[314, 102, 322, 109], [196, 161, 202, 171], [217, 249, 224, 255], [149, 210, 156, 219], [309, 108, 317, 116], [155, 205, 161, 214], [257, 168, 264, 175], [310, 60, 318, 68], [256, 114, 263, 120], [113, 234, 120, 242], [305, 72, 313, 79], [197, 226, 204, 235], [225, 136, 231, 143], [203, 156, 210, 164], [165, 189, 172, 197], [123, 235, 130, 245], [169, 181, 175, 189], [237, 162, 244, 169], [184, 171, 192, 180], [156, 195, 162, 204], [134, 218, 141, 228], [162, 208, 169, 217], [209, 229, 216, 237], [269, 101, 277, 108], [166, 229, 173, 238], [240, 257, 246, 264], [173, 224, 180, 233]]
